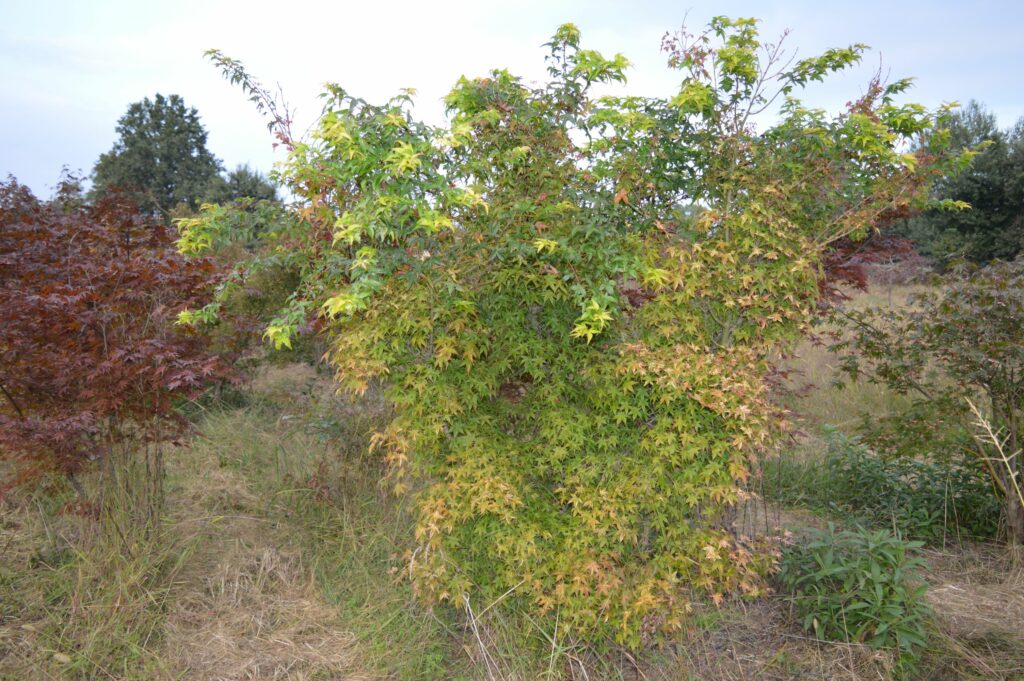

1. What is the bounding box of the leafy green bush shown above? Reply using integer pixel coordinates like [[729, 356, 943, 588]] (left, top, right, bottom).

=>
[[182, 20, 962, 645], [835, 260, 1024, 543], [856, 394, 974, 463], [767, 427, 1000, 542], [779, 525, 930, 666]]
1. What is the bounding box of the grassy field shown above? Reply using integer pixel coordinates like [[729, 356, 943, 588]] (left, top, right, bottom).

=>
[[778, 282, 931, 433], [2, 286, 1023, 680]]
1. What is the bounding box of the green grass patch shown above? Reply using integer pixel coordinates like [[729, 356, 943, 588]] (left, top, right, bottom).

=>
[[765, 427, 1001, 544], [189, 383, 470, 679]]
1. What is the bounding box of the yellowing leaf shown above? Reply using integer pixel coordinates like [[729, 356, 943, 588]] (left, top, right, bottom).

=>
[[533, 238, 559, 254], [385, 141, 422, 174]]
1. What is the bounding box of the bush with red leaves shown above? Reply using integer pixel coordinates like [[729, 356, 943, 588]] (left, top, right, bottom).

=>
[[819, 206, 932, 307], [0, 177, 231, 488]]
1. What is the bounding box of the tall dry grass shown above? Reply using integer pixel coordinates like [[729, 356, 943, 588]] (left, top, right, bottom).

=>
[[0, 444, 197, 680], [781, 283, 929, 446], [4, 351, 1022, 680]]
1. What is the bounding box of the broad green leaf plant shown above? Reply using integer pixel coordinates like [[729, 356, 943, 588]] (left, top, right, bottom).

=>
[[181, 18, 961, 645]]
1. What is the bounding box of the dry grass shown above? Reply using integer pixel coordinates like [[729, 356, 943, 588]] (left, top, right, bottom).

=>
[[923, 544, 1024, 640], [782, 283, 929, 436], [159, 427, 368, 681], [0, 370, 375, 681], [5, 348, 1024, 680], [651, 599, 903, 681], [177, 373, 455, 680], [164, 540, 362, 680]]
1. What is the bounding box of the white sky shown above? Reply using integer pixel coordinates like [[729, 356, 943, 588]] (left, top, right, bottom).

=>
[[3, 0, 1022, 196]]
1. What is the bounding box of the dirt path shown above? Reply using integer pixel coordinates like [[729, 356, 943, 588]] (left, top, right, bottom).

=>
[[159, 442, 370, 681]]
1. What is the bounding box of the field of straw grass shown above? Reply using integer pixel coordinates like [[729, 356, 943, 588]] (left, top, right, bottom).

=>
[[2, 286, 1023, 679]]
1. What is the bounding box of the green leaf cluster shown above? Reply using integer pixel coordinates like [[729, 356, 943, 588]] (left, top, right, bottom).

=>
[[779, 525, 930, 670]]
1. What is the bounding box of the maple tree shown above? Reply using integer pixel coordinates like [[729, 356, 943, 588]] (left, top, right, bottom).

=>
[[184, 18, 962, 645], [0, 175, 231, 491]]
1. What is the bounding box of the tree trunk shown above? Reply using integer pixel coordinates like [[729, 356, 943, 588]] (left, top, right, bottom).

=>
[[1007, 491, 1024, 546]]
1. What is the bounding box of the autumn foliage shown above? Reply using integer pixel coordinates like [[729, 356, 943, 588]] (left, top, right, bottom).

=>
[[185, 19, 964, 646], [0, 177, 230, 488]]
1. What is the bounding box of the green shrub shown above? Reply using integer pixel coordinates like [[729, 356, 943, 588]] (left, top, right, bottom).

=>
[[183, 19, 963, 646], [779, 525, 930, 667], [835, 260, 1024, 543], [767, 427, 1000, 542], [856, 394, 974, 463]]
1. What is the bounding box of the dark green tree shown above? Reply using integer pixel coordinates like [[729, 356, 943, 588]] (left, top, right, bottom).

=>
[[204, 164, 278, 204], [897, 101, 1024, 264], [91, 94, 223, 218]]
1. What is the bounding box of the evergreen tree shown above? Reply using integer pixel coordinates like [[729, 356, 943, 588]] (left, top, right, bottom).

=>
[[899, 101, 1024, 264], [92, 94, 222, 218], [204, 164, 278, 204]]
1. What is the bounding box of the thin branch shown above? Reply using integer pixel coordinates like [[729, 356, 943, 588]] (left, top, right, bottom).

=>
[[0, 383, 25, 419]]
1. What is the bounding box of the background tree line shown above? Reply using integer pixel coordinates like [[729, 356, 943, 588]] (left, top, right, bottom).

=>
[[89, 93, 278, 219], [895, 100, 1024, 265]]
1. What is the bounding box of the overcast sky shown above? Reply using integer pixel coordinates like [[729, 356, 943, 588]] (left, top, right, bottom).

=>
[[3, 0, 1022, 197]]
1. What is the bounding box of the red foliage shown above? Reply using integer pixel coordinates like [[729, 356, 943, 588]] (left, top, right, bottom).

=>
[[0, 178, 232, 487], [819, 227, 926, 306]]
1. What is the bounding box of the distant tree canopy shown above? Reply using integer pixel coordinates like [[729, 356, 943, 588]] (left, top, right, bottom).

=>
[[92, 94, 223, 218], [897, 101, 1024, 264], [204, 164, 278, 204]]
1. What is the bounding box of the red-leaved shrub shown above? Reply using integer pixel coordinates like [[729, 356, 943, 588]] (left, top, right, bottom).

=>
[[0, 177, 231, 490]]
